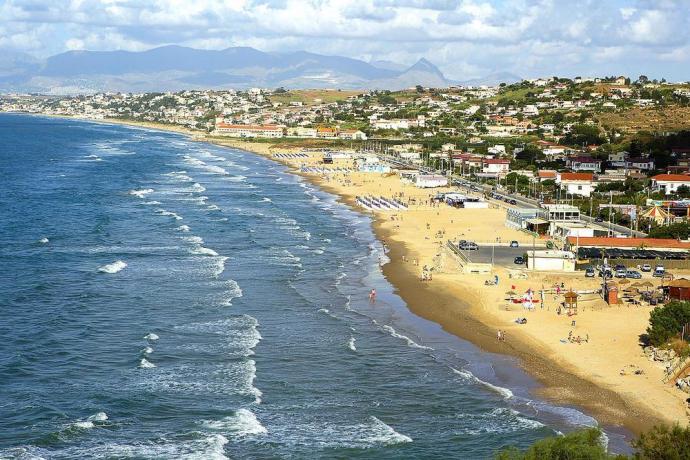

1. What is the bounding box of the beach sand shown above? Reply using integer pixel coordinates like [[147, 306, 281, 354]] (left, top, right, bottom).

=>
[[84, 119, 690, 434]]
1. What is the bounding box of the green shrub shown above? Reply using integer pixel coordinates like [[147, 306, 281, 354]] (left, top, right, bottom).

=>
[[495, 428, 613, 460], [646, 301, 690, 347], [632, 424, 690, 459]]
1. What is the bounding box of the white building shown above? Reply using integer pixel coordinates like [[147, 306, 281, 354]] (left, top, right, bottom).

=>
[[527, 250, 576, 272], [651, 174, 690, 195], [215, 122, 283, 138], [556, 172, 595, 197]]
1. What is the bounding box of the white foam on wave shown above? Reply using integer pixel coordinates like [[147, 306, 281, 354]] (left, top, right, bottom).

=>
[[142, 346, 154, 354], [129, 188, 154, 198], [183, 235, 205, 245], [176, 225, 191, 232], [144, 333, 159, 341], [348, 336, 357, 352], [38, 237, 49, 244], [202, 409, 267, 437], [155, 209, 183, 220], [83, 154, 102, 161], [141, 200, 161, 205], [191, 246, 219, 257], [206, 204, 221, 211], [98, 260, 127, 274], [191, 182, 206, 192], [139, 358, 156, 368], [223, 279, 243, 306], [35, 434, 229, 460], [381, 325, 433, 351], [451, 367, 513, 400], [454, 407, 545, 436], [261, 197, 272, 203], [87, 412, 108, 422]]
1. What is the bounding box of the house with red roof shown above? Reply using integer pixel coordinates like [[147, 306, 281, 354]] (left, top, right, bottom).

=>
[[651, 174, 690, 195], [556, 172, 596, 197]]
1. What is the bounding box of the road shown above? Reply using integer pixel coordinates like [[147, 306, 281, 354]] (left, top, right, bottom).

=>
[[379, 154, 647, 238]]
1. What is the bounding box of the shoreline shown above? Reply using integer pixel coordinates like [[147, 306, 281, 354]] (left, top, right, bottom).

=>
[[22, 114, 681, 439]]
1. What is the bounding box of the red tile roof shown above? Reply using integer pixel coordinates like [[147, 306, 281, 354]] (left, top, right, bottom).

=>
[[538, 170, 557, 178], [560, 172, 594, 181], [651, 174, 690, 182], [566, 237, 690, 249]]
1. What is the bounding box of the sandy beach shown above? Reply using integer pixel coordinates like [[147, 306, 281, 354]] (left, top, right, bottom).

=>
[[84, 118, 690, 434]]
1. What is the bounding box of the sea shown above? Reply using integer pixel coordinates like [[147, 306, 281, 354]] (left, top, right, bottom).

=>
[[0, 114, 629, 459]]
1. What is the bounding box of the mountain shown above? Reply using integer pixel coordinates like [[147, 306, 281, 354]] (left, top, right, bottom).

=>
[[460, 71, 523, 87], [0, 45, 453, 94]]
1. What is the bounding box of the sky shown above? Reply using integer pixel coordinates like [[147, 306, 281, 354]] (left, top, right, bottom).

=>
[[1, 0, 689, 81]]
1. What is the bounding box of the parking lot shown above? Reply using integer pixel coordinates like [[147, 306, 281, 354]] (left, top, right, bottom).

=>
[[459, 245, 528, 266]]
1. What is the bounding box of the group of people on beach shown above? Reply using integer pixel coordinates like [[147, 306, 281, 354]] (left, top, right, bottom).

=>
[[497, 330, 506, 342]]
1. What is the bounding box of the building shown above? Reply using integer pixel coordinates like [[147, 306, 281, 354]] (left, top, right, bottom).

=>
[[651, 174, 690, 195], [567, 156, 602, 172], [527, 250, 576, 272], [481, 158, 510, 175], [556, 172, 595, 197], [565, 237, 690, 251], [667, 279, 690, 301], [215, 122, 284, 138], [543, 204, 581, 222], [337, 129, 367, 140], [316, 127, 338, 138]]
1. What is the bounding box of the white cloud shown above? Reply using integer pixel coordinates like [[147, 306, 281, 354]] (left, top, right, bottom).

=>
[[0, 0, 688, 80]]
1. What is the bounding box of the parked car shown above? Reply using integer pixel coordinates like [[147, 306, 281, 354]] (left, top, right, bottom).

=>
[[653, 265, 666, 277], [614, 264, 626, 272], [626, 270, 642, 279], [641, 264, 652, 272], [514, 256, 525, 265], [595, 216, 604, 223], [585, 267, 595, 278], [509, 199, 517, 205], [615, 268, 627, 278], [510, 241, 519, 248], [459, 242, 479, 251]]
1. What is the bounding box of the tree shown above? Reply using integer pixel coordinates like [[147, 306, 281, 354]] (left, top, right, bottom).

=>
[[676, 185, 690, 198], [495, 428, 613, 460], [645, 301, 690, 347], [632, 424, 690, 459], [648, 223, 690, 240]]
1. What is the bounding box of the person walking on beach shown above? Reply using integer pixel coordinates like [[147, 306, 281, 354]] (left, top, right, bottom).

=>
[[369, 288, 377, 304]]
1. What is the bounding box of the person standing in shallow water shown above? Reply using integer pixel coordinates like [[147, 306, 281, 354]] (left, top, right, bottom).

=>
[[369, 288, 377, 304]]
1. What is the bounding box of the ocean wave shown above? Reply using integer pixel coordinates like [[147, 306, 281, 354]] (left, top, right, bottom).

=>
[[98, 260, 127, 274], [453, 408, 544, 436], [176, 225, 191, 232], [202, 409, 267, 437], [190, 246, 219, 257], [451, 368, 513, 400], [155, 209, 183, 220], [381, 325, 433, 351], [348, 336, 357, 352], [206, 204, 221, 211], [182, 235, 205, 245], [142, 346, 154, 354], [144, 333, 159, 341], [191, 182, 206, 192], [141, 200, 161, 205], [129, 188, 154, 198], [139, 358, 156, 368], [222, 280, 243, 306], [38, 237, 49, 244]]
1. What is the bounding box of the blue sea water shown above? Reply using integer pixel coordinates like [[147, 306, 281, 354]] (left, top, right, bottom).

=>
[[0, 114, 624, 459]]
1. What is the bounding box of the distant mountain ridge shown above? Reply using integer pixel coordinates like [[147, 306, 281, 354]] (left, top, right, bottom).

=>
[[0, 45, 522, 94]]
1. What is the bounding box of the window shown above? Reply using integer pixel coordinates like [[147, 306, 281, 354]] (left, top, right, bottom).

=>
[[578, 185, 582, 190]]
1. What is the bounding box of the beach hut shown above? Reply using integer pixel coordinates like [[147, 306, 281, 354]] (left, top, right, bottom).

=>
[[668, 279, 690, 301], [564, 291, 578, 314]]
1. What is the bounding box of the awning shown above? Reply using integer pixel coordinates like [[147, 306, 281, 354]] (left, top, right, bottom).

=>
[[526, 218, 549, 225]]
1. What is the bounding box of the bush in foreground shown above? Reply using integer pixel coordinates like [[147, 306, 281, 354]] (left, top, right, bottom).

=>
[[495, 425, 690, 460]]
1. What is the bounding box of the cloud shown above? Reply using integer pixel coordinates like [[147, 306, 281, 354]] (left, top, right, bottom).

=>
[[0, 0, 688, 81]]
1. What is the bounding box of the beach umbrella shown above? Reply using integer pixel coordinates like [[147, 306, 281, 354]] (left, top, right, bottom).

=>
[[618, 279, 630, 285], [505, 290, 517, 297], [630, 282, 643, 289]]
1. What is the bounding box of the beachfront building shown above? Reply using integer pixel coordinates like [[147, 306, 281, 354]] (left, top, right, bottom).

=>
[[556, 172, 595, 197], [415, 174, 448, 188], [527, 250, 577, 272], [651, 174, 690, 195], [481, 158, 511, 176], [215, 122, 284, 138], [505, 208, 548, 234]]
